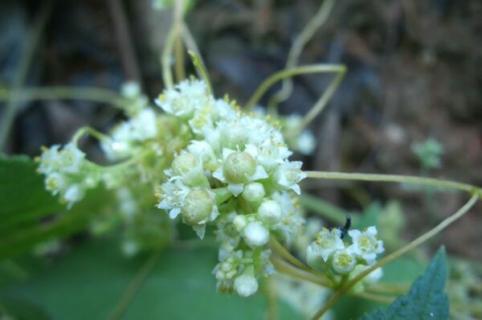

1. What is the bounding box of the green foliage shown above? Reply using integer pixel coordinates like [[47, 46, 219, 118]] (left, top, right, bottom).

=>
[[362, 248, 449, 320], [0, 155, 62, 230], [1, 238, 301, 320], [0, 155, 115, 259]]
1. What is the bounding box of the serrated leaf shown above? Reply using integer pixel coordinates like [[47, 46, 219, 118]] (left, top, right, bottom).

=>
[[0, 155, 63, 229], [362, 248, 449, 320], [1, 238, 302, 320]]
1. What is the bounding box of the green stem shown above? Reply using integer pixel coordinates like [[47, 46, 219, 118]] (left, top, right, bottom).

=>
[[72, 126, 110, 144], [300, 66, 345, 130], [267, 0, 336, 112], [0, 1, 53, 151], [270, 237, 310, 271], [305, 171, 482, 197], [244, 64, 345, 111], [173, 0, 186, 82], [162, 28, 176, 88], [311, 195, 478, 319], [0, 86, 126, 109], [272, 257, 331, 287], [108, 251, 161, 320]]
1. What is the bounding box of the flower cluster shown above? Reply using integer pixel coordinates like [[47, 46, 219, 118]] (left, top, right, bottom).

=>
[[37, 143, 97, 208], [155, 78, 306, 296], [307, 226, 384, 280], [37, 82, 175, 255]]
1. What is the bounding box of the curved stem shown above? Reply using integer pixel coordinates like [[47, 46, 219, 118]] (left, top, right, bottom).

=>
[[305, 171, 482, 197], [72, 126, 110, 144], [300, 66, 345, 130], [270, 238, 310, 271], [162, 28, 176, 88], [311, 195, 478, 319], [272, 256, 331, 287], [109, 251, 161, 320], [245, 64, 345, 110], [0, 86, 126, 109], [173, 0, 186, 82], [268, 0, 336, 112]]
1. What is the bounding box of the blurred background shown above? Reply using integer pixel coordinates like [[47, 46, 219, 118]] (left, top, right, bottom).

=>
[[0, 0, 481, 319]]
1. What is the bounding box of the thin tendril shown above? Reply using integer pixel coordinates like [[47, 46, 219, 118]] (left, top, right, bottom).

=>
[[268, 0, 336, 112]]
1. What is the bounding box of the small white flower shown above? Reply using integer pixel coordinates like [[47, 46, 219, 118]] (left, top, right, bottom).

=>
[[157, 178, 190, 219], [243, 221, 269, 247], [169, 150, 207, 186], [274, 161, 306, 194], [331, 248, 357, 275], [45, 172, 66, 195], [59, 143, 85, 174], [156, 79, 210, 118], [348, 226, 384, 264], [307, 228, 345, 265], [234, 273, 258, 297]]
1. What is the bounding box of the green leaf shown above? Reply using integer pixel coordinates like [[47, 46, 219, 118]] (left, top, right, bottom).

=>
[[0, 155, 63, 229], [362, 248, 449, 320], [1, 238, 301, 320], [0, 187, 114, 260], [0, 296, 50, 320]]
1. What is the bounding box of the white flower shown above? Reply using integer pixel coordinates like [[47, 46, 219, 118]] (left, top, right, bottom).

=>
[[307, 228, 345, 265], [169, 150, 207, 186], [274, 161, 306, 194], [243, 221, 269, 247], [331, 248, 357, 275], [234, 273, 258, 297], [59, 143, 85, 174], [45, 172, 66, 195], [156, 79, 210, 118], [348, 226, 384, 264], [157, 178, 190, 219], [186, 141, 217, 171]]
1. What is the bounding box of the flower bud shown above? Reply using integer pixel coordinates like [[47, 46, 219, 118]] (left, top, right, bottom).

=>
[[234, 273, 258, 297], [223, 152, 256, 184], [181, 189, 214, 225], [258, 200, 282, 224], [241, 182, 265, 203], [233, 215, 248, 232], [243, 221, 269, 247]]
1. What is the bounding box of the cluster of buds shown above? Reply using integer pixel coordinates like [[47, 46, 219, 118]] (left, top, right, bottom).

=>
[[307, 226, 384, 282], [156, 78, 306, 296]]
